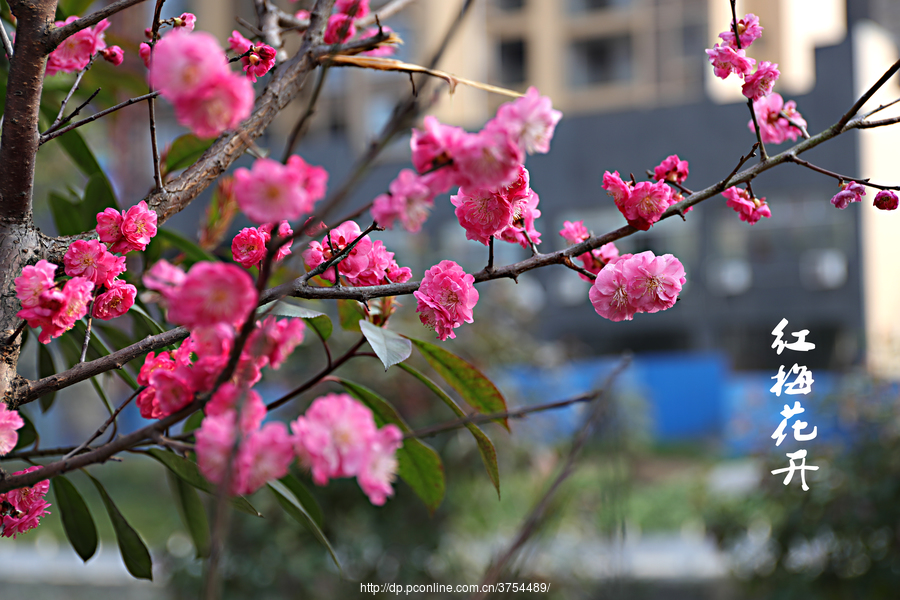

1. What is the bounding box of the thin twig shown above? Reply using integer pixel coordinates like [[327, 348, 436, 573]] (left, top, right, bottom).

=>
[[474, 356, 631, 598], [4, 321, 27, 346], [521, 229, 541, 257], [282, 66, 329, 162], [854, 115, 900, 129], [862, 97, 900, 119], [837, 57, 900, 131], [728, 0, 767, 162], [63, 387, 144, 461], [560, 256, 597, 281], [0, 19, 13, 59], [54, 88, 102, 131], [267, 336, 366, 411], [79, 300, 96, 363], [787, 155, 900, 191], [39, 92, 159, 144], [50, 57, 94, 131]]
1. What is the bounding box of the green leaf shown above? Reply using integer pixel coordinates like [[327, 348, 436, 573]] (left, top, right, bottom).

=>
[[165, 134, 213, 173], [155, 228, 217, 264], [13, 409, 37, 451], [55, 126, 102, 177], [359, 320, 411, 371], [397, 363, 500, 498], [37, 343, 57, 413], [279, 474, 324, 528], [86, 473, 153, 581], [167, 471, 211, 558], [94, 323, 135, 353], [337, 299, 364, 332], [128, 304, 167, 336], [59, 0, 96, 19], [337, 379, 445, 513], [146, 448, 261, 517], [408, 337, 509, 431], [305, 314, 333, 342], [49, 191, 87, 236], [268, 479, 342, 573], [82, 171, 119, 214], [52, 475, 99, 562], [182, 412, 204, 435], [258, 301, 333, 341]]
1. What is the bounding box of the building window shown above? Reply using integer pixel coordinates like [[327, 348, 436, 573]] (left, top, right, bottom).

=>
[[569, 0, 631, 12], [569, 35, 632, 86], [494, 0, 525, 10], [498, 39, 527, 85]]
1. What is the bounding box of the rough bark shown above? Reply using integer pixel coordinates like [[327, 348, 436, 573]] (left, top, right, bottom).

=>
[[0, 0, 59, 404]]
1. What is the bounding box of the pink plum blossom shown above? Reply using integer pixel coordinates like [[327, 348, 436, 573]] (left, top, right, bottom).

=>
[[235, 423, 294, 495], [150, 31, 230, 100], [723, 186, 772, 224], [410, 116, 467, 193], [497, 181, 542, 249], [622, 251, 686, 313], [121, 201, 158, 251], [372, 169, 435, 232], [46, 17, 109, 77], [206, 384, 266, 433], [142, 259, 186, 304], [174, 13, 197, 31], [750, 94, 806, 145], [719, 13, 763, 49], [99, 46, 124, 66], [232, 227, 268, 269], [493, 87, 562, 155], [260, 221, 294, 262], [324, 14, 356, 44], [0, 467, 51, 538], [705, 44, 755, 80], [653, 155, 689, 184], [63, 240, 125, 288], [228, 30, 276, 82], [167, 262, 258, 329], [451, 187, 516, 245], [92, 280, 136, 320], [234, 157, 313, 223], [589, 251, 685, 321], [247, 316, 305, 369], [874, 190, 899, 211], [350, 240, 412, 287], [149, 368, 194, 416], [286, 155, 329, 204], [14, 260, 57, 310], [173, 72, 254, 139], [357, 426, 403, 505], [742, 61, 780, 101], [0, 403, 24, 456], [336, 0, 370, 18], [602, 171, 633, 213], [453, 123, 523, 191], [302, 221, 373, 283], [830, 181, 867, 209], [414, 260, 479, 341], [18, 276, 94, 344], [620, 181, 672, 230], [139, 42, 151, 68], [559, 220, 590, 245], [589, 262, 636, 322]]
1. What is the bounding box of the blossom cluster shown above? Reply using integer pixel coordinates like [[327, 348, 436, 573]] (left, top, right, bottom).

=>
[[292, 393, 403, 505], [291, 0, 393, 56], [228, 30, 277, 82], [46, 16, 124, 76], [451, 165, 542, 247], [303, 221, 412, 286], [15, 202, 157, 342], [706, 14, 780, 101], [233, 156, 328, 224], [0, 467, 51, 539], [413, 260, 479, 341], [723, 186, 772, 225], [589, 251, 686, 322], [148, 30, 254, 138]]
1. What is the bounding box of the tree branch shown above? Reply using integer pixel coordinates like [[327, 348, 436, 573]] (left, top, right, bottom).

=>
[[39, 91, 160, 144], [47, 0, 149, 51]]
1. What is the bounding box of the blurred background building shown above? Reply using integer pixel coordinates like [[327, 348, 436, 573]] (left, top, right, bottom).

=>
[[181, 0, 900, 379]]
